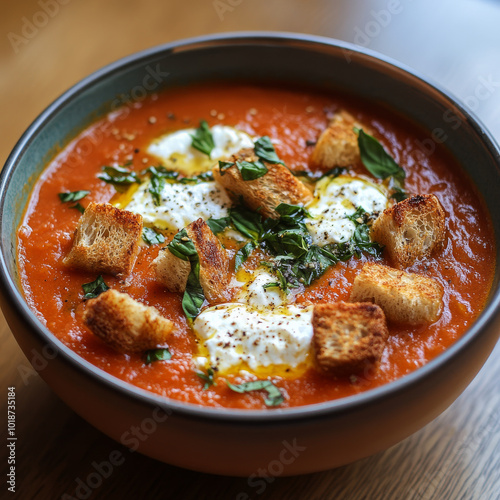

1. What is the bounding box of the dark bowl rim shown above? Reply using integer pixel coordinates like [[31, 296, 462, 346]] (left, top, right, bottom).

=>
[[1, 31, 500, 424]]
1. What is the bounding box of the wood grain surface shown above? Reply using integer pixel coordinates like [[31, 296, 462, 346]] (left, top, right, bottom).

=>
[[1, 1, 499, 499]]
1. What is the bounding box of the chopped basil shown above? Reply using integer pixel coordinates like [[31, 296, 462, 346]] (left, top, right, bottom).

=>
[[196, 368, 216, 390], [144, 347, 172, 364], [179, 171, 214, 184], [98, 165, 140, 192], [254, 136, 285, 165], [390, 185, 409, 203], [206, 216, 232, 234], [229, 206, 263, 241], [142, 227, 165, 245], [355, 128, 405, 182], [218, 160, 235, 176], [227, 380, 284, 407], [82, 275, 109, 299], [146, 167, 166, 206], [58, 190, 90, 203], [168, 229, 205, 319], [71, 203, 85, 214], [235, 241, 256, 271], [191, 120, 215, 157], [236, 160, 268, 180]]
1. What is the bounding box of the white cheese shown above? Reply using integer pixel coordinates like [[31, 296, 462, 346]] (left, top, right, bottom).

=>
[[125, 180, 231, 232], [234, 268, 288, 309], [193, 304, 313, 374], [148, 125, 254, 175], [306, 175, 388, 245]]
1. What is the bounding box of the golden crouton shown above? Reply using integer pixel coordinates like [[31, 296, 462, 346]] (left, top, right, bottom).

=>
[[310, 110, 365, 169], [349, 263, 443, 324], [83, 289, 174, 353], [371, 194, 446, 268], [212, 148, 312, 219], [153, 218, 231, 304], [64, 202, 143, 276], [313, 302, 388, 376]]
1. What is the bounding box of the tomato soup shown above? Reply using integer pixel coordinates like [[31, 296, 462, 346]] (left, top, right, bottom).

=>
[[17, 83, 495, 409]]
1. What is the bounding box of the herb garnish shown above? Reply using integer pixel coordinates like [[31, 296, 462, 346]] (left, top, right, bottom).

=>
[[168, 229, 205, 319], [355, 128, 405, 181], [82, 275, 109, 299], [191, 120, 215, 157], [71, 203, 85, 214], [227, 380, 284, 407], [254, 136, 285, 165], [142, 227, 165, 245], [196, 368, 216, 390], [144, 347, 172, 364], [58, 190, 90, 203], [209, 202, 382, 291], [98, 165, 140, 192], [217, 136, 283, 181]]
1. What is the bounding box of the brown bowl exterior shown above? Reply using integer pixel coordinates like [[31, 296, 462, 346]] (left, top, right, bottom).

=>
[[1, 33, 500, 475]]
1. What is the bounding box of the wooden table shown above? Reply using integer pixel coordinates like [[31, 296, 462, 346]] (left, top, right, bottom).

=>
[[1, 1, 499, 498]]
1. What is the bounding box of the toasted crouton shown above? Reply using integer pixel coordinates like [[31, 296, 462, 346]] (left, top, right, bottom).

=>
[[83, 289, 174, 353], [64, 202, 143, 276], [310, 110, 365, 169], [212, 148, 312, 219], [371, 194, 446, 267], [313, 302, 388, 375], [349, 263, 443, 324], [153, 218, 231, 304]]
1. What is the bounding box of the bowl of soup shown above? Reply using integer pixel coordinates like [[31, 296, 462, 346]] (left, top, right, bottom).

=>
[[1, 33, 499, 475]]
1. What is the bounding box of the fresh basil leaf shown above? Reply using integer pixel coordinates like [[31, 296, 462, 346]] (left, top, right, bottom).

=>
[[390, 186, 409, 202], [229, 206, 263, 241], [167, 229, 198, 260], [206, 216, 232, 234], [356, 128, 405, 181], [227, 380, 284, 407], [58, 190, 90, 203], [179, 171, 214, 184], [142, 165, 179, 181], [254, 136, 284, 165], [98, 165, 140, 192], [235, 160, 268, 181], [235, 241, 257, 270], [142, 227, 165, 245], [144, 347, 172, 364], [196, 368, 216, 390], [149, 172, 165, 206], [70, 202, 85, 214], [218, 160, 235, 176], [82, 275, 109, 299], [321, 167, 345, 179], [275, 203, 312, 220], [191, 120, 215, 157], [167, 229, 205, 319]]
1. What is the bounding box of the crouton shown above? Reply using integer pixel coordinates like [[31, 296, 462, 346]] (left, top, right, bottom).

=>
[[349, 263, 443, 324], [312, 302, 388, 376], [153, 218, 231, 304], [310, 110, 365, 169], [371, 194, 446, 267], [83, 289, 174, 353], [64, 202, 143, 276], [212, 148, 312, 219]]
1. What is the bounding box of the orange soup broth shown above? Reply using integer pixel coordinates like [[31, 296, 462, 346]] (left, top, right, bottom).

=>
[[17, 83, 495, 409]]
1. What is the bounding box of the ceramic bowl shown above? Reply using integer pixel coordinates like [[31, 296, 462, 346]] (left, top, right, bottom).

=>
[[1, 33, 499, 476]]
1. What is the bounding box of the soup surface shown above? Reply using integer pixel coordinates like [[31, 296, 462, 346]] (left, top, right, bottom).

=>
[[17, 83, 495, 409]]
